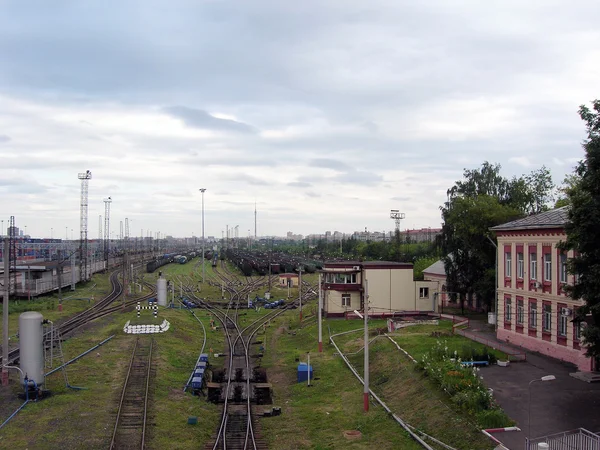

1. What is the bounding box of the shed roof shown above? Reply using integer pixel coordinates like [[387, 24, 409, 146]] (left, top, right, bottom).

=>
[[422, 259, 445, 276]]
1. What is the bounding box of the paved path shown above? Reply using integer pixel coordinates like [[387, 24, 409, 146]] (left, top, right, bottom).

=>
[[467, 319, 600, 450]]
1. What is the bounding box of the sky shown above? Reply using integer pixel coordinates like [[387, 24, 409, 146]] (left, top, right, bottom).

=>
[[0, 1, 598, 240]]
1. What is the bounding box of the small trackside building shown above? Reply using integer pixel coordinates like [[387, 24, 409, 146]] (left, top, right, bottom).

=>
[[321, 261, 439, 317], [278, 273, 299, 288], [491, 207, 594, 372]]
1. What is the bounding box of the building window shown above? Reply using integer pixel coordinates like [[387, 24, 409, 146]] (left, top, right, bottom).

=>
[[517, 252, 524, 279], [544, 253, 552, 281], [530, 253, 537, 280], [560, 253, 568, 284], [419, 287, 429, 299], [329, 273, 358, 284], [517, 300, 524, 325], [543, 304, 552, 332], [529, 302, 537, 328], [342, 294, 351, 307], [575, 322, 582, 341], [505, 298, 512, 322], [559, 308, 568, 337], [505, 252, 512, 277]]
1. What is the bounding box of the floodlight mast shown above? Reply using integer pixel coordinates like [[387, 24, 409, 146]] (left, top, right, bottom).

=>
[[390, 209, 405, 261], [103, 197, 112, 269], [78, 170, 92, 283]]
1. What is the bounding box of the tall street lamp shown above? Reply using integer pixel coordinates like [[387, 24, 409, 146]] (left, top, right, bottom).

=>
[[528, 375, 556, 442], [199, 188, 206, 283]]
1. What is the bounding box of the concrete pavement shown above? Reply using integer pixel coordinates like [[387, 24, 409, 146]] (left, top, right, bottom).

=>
[[467, 319, 600, 450]]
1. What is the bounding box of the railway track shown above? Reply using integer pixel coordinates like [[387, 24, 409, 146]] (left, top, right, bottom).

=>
[[4, 269, 156, 366], [110, 337, 154, 450]]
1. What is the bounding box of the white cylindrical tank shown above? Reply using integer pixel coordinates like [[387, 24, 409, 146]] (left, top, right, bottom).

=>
[[19, 311, 45, 387], [157, 274, 167, 306]]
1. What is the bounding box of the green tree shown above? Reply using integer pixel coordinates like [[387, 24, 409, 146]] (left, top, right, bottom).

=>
[[441, 161, 555, 313], [560, 99, 600, 360], [441, 194, 521, 313]]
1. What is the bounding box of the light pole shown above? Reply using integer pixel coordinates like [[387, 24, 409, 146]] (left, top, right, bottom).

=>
[[199, 188, 206, 284], [528, 375, 556, 442], [364, 278, 370, 412]]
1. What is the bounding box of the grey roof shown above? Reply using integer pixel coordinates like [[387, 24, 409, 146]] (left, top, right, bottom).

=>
[[422, 259, 445, 276], [490, 207, 569, 231]]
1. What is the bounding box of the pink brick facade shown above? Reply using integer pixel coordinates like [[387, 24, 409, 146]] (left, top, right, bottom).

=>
[[492, 208, 594, 372]]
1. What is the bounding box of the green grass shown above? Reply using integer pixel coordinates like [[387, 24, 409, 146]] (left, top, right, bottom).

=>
[[259, 316, 421, 449], [386, 321, 508, 362], [0, 301, 225, 449], [258, 316, 501, 449], [0, 270, 510, 449]]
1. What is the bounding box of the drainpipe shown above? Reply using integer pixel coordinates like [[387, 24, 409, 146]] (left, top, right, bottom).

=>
[[486, 235, 498, 332]]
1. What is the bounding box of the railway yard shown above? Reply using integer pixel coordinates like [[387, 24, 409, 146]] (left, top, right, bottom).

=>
[[0, 255, 500, 450]]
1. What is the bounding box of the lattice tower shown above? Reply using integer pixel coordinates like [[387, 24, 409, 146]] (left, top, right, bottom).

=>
[[78, 170, 92, 282]]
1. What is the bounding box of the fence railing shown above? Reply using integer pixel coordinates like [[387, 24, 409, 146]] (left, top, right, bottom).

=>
[[454, 327, 527, 361], [525, 428, 600, 450]]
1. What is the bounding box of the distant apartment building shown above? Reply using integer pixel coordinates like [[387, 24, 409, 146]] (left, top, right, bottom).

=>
[[286, 232, 304, 241], [321, 261, 438, 317], [400, 228, 442, 243], [491, 207, 595, 372]]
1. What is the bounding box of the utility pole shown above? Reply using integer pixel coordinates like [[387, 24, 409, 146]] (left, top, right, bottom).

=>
[[364, 278, 370, 412], [298, 265, 303, 321], [57, 249, 63, 311], [2, 239, 10, 386], [318, 271, 323, 352], [199, 188, 206, 284], [103, 197, 112, 270], [268, 238, 272, 294]]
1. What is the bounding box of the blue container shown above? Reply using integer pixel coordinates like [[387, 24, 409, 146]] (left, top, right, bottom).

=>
[[191, 376, 203, 389], [194, 368, 204, 378], [196, 361, 207, 370], [297, 363, 313, 383], [199, 353, 209, 363]]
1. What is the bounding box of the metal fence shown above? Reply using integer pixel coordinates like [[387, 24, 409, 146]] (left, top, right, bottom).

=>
[[454, 327, 527, 361], [526, 428, 600, 450]]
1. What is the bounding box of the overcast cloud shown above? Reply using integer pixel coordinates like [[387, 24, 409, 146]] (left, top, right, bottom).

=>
[[0, 1, 598, 239]]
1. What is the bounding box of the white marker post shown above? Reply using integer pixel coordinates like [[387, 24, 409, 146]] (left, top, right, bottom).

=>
[[318, 272, 323, 352], [307, 352, 311, 387], [364, 278, 369, 412]]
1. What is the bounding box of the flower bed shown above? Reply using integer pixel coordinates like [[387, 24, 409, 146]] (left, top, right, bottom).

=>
[[416, 340, 512, 428]]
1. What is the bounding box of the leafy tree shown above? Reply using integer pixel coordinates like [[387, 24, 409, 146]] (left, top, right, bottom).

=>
[[441, 161, 555, 313], [413, 256, 440, 281], [560, 100, 600, 360], [555, 172, 582, 208], [441, 194, 521, 313]]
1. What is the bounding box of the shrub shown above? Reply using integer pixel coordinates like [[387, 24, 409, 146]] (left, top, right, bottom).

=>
[[476, 409, 513, 428]]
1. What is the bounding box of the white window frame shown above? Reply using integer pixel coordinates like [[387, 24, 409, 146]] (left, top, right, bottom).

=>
[[419, 287, 429, 299], [560, 254, 568, 284], [517, 300, 524, 325], [505, 252, 512, 277], [559, 309, 568, 337], [530, 253, 537, 281], [544, 253, 552, 282], [505, 299, 512, 322], [517, 252, 524, 279], [529, 302, 537, 328], [341, 293, 351, 307], [575, 322, 582, 341], [543, 304, 552, 332]]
